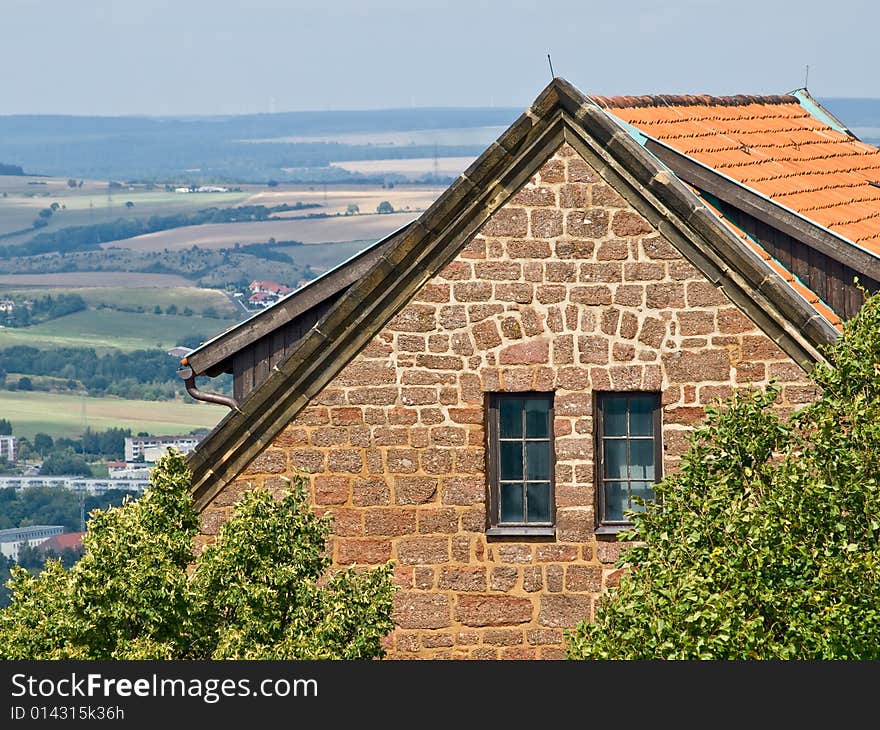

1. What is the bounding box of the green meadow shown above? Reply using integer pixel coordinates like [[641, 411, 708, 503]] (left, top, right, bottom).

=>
[[0, 390, 226, 440], [0, 308, 233, 352]]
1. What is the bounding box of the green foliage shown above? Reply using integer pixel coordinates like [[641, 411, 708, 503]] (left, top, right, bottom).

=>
[[39, 448, 92, 477], [376, 200, 394, 214], [0, 418, 11, 435], [567, 289, 880, 660], [1, 292, 86, 328], [0, 451, 395, 659], [0, 345, 224, 401], [0, 204, 317, 260]]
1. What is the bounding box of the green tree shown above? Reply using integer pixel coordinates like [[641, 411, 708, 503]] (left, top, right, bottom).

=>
[[33, 433, 53, 455], [17, 376, 33, 391], [567, 289, 880, 660], [0, 451, 395, 659], [376, 201, 394, 214], [67, 179, 78, 188], [345, 203, 360, 215], [0, 419, 11, 435], [39, 449, 91, 477]]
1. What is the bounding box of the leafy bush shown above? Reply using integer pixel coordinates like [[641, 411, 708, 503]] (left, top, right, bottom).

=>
[[567, 289, 880, 659], [0, 450, 395, 659]]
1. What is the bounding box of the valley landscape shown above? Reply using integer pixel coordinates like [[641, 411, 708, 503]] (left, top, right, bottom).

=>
[[1, 96, 879, 474]]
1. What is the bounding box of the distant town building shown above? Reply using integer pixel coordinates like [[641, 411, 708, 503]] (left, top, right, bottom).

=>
[[107, 461, 152, 480], [0, 435, 17, 464], [124, 435, 200, 462], [0, 476, 148, 495], [0, 525, 64, 560], [37, 531, 85, 555], [247, 281, 294, 308], [249, 281, 293, 296]]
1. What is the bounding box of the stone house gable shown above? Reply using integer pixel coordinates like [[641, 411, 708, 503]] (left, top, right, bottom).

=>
[[195, 140, 823, 659]]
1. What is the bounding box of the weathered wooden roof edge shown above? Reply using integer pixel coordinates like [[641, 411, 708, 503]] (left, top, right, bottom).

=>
[[185, 77, 840, 512], [185, 222, 416, 377]]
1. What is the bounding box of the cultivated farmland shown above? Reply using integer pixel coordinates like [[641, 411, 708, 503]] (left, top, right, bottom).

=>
[[0, 272, 195, 288], [98, 211, 418, 253], [0, 390, 225, 440], [329, 156, 474, 180], [0, 309, 231, 352]]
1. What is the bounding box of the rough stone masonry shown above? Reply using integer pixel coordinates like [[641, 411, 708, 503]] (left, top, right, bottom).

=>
[[197, 143, 817, 659]]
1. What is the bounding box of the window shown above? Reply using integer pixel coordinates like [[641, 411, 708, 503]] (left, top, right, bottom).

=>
[[486, 393, 555, 535], [595, 392, 662, 531]]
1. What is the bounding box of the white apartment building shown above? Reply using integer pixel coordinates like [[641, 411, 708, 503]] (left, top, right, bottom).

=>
[[124, 435, 199, 462], [0, 525, 64, 560], [0, 435, 17, 463]]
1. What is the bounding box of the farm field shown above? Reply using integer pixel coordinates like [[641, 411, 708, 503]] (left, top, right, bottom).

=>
[[98, 211, 418, 253], [0, 272, 195, 288], [244, 184, 443, 217], [0, 176, 251, 239], [329, 156, 474, 180], [242, 125, 506, 146], [0, 390, 226, 440], [0, 308, 232, 352], [0, 286, 240, 318]]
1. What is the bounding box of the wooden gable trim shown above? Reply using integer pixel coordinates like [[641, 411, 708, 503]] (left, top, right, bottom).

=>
[[186, 99, 570, 509], [186, 79, 840, 513], [185, 226, 410, 378], [642, 137, 880, 281]]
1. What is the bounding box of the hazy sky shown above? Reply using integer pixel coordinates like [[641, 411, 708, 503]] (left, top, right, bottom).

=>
[[2, 0, 877, 117]]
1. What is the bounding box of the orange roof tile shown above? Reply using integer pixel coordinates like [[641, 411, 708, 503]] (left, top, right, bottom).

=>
[[594, 94, 880, 254], [37, 532, 85, 553]]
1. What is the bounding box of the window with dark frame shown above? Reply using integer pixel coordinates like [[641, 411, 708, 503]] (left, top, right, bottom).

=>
[[595, 392, 662, 529], [486, 393, 554, 533]]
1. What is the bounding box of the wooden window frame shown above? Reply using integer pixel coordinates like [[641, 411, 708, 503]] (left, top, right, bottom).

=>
[[594, 391, 662, 535], [485, 392, 556, 537]]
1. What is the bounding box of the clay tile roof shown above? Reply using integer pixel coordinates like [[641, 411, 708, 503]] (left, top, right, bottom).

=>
[[594, 94, 880, 254], [37, 532, 85, 553]]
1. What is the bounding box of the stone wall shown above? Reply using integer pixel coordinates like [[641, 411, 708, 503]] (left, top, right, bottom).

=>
[[198, 143, 818, 659]]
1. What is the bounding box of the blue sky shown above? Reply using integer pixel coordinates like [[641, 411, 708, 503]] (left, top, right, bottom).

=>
[[2, 0, 877, 116]]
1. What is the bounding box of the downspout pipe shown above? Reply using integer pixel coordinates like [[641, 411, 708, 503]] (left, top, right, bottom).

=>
[[177, 360, 238, 409]]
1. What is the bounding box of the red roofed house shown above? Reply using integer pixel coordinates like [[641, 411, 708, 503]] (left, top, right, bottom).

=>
[[175, 79, 879, 659], [37, 532, 85, 555], [248, 281, 295, 308]]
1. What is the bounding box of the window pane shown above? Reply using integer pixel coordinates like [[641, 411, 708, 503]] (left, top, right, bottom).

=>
[[525, 441, 550, 481], [525, 398, 549, 438], [603, 440, 627, 479], [629, 439, 655, 480], [526, 482, 551, 523], [604, 482, 627, 522], [499, 399, 522, 438], [500, 482, 523, 523], [603, 396, 627, 436], [630, 481, 655, 512], [500, 442, 523, 480], [629, 395, 655, 437]]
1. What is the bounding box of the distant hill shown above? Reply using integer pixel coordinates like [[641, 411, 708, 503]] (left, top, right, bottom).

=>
[[1, 99, 876, 184], [0, 107, 521, 184], [818, 97, 880, 145]]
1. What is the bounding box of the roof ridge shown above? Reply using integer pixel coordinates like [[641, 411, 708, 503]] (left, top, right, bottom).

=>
[[592, 94, 799, 109]]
